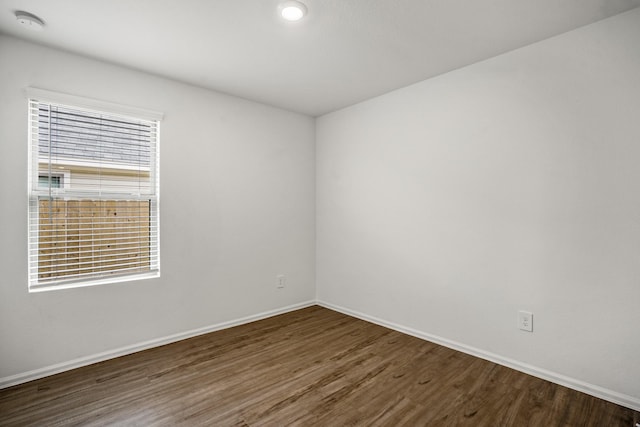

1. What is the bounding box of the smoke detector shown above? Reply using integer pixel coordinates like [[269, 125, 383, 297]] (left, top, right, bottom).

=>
[[15, 11, 45, 31]]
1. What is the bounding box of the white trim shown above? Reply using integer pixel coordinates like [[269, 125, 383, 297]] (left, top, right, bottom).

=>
[[316, 300, 640, 412], [28, 270, 161, 293], [0, 300, 315, 390], [24, 87, 164, 121], [3, 298, 638, 412]]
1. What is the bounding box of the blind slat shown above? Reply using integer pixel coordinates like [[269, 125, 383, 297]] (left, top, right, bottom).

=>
[[35, 255, 157, 273], [32, 247, 157, 256]]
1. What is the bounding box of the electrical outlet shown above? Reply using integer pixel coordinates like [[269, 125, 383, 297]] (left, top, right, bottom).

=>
[[276, 274, 285, 289], [518, 311, 533, 332]]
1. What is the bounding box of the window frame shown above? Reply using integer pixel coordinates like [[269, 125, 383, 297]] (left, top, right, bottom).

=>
[[38, 170, 70, 190], [26, 88, 163, 292]]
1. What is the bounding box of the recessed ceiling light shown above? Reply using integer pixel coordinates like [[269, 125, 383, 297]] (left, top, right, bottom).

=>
[[15, 11, 45, 31], [279, 1, 307, 22]]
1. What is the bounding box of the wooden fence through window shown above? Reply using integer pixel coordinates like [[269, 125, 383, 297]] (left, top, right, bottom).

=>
[[38, 199, 151, 281]]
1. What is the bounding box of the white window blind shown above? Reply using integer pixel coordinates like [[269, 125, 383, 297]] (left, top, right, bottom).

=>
[[27, 92, 160, 291]]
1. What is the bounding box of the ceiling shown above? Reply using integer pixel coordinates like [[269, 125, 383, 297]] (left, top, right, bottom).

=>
[[1, 0, 639, 116]]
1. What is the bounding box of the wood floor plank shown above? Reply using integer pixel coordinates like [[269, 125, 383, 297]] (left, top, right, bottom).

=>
[[0, 305, 637, 426]]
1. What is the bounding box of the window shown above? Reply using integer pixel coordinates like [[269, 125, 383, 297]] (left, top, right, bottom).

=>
[[27, 88, 162, 291], [38, 175, 62, 188]]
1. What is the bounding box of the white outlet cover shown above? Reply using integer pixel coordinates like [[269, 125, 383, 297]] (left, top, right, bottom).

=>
[[518, 311, 533, 332]]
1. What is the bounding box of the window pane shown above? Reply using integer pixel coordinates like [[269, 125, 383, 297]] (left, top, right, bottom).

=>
[[38, 175, 61, 188], [38, 105, 152, 168], [37, 199, 152, 283]]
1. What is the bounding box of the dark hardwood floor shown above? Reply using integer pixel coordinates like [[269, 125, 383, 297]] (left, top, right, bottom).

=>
[[0, 305, 638, 426]]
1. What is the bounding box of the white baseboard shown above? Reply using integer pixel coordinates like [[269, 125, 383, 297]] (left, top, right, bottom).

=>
[[0, 300, 315, 390], [317, 300, 640, 412], [3, 298, 638, 413]]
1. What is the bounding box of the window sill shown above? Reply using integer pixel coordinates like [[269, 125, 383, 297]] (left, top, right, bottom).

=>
[[28, 270, 160, 293]]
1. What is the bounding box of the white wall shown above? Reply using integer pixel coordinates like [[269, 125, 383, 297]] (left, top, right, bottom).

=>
[[316, 8, 640, 406], [0, 35, 315, 381]]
